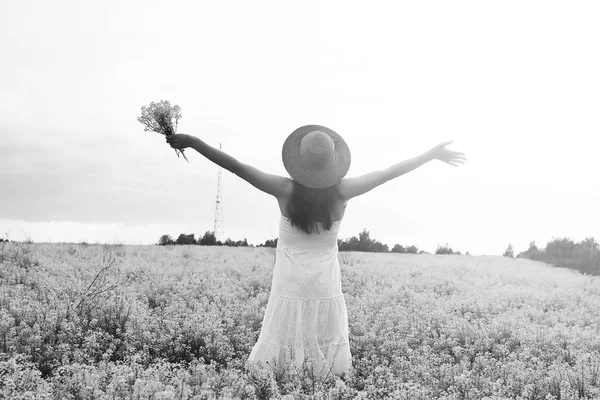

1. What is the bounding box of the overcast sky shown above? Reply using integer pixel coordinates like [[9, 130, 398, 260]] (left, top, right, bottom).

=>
[[1, 1, 599, 256]]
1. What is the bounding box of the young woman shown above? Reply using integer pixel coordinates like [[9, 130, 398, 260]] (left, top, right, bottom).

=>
[[166, 125, 466, 377]]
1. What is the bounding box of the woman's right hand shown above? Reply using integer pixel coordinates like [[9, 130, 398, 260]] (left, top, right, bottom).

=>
[[428, 141, 467, 167], [166, 134, 196, 150]]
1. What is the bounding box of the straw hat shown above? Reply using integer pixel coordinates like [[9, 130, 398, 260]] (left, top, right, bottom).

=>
[[282, 125, 351, 189]]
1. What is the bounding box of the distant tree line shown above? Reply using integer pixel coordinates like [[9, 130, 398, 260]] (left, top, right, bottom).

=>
[[158, 231, 250, 247], [157, 228, 466, 255], [434, 245, 462, 255], [338, 229, 389, 252], [160, 229, 600, 275], [337, 229, 464, 255], [506, 237, 600, 276], [158, 231, 281, 248], [258, 238, 278, 248]]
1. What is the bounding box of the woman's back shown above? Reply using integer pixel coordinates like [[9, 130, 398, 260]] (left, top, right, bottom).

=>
[[277, 181, 348, 233]]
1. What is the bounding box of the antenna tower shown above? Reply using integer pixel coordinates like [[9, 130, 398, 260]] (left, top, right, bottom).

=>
[[213, 143, 224, 241]]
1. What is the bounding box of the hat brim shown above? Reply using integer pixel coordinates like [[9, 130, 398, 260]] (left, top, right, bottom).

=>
[[282, 125, 351, 189]]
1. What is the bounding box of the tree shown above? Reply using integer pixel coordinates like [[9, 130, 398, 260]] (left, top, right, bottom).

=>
[[372, 242, 389, 253], [546, 237, 576, 259], [338, 229, 389, 253], [580, 237, 599, 255], [233, 238, 249, 247], [436, 245, 454, 255], [516, 236, 600, 276], [259, 238, 278, 248], [503, 243, 514, 258], [158, 235, 174, 246], [405, 245, 418, 254], [176, 233, 196, 245], [338, 236, 359, 251], [357, 229, 371, 252], [223, 237, 250, 247], [517, 240, 539, 259], [198, 231, 217, 246], [391, 244, 406, 253]]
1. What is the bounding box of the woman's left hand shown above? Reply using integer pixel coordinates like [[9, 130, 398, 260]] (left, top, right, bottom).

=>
[[166, 134, 195, 150], [428, 141, 467, 167]]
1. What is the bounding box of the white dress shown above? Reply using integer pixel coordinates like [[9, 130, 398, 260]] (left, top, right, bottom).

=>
[[246, 214, 352, 376]]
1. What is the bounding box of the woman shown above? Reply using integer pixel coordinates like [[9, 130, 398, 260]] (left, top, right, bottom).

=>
[[166, 125, 466, 377]]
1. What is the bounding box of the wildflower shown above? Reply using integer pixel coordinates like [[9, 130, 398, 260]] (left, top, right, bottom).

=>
[[137, 100, 188, 162]]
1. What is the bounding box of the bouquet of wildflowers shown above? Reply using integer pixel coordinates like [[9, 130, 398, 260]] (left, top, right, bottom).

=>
[[137, 100, 188, 162]]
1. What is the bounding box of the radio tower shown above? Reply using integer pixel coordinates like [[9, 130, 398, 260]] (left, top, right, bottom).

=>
[[213, 143, 224, 241]]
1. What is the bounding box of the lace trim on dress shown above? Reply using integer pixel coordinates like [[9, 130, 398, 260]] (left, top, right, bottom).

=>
[[254, 340, 350, 349], [270, 293, 345, 301]]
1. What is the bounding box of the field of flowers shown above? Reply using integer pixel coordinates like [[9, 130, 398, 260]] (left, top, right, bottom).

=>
[[2, 242, 600, 399]]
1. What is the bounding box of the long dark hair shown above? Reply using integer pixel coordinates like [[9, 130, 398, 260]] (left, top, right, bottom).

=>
[[286, 180, 338, 234]]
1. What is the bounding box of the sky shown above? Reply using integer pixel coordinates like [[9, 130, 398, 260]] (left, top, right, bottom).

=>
[[1, 1, 599, 256]]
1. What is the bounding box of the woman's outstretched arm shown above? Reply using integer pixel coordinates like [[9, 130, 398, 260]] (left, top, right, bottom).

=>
[[338, 141, 466, 199], [166, 134, 292, 198]]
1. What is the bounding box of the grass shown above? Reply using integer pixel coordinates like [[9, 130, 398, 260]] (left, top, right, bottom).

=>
[[1, 243, 600, 399]]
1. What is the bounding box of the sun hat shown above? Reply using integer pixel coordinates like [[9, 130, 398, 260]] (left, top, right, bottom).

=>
[[282, 125, 351, 189]]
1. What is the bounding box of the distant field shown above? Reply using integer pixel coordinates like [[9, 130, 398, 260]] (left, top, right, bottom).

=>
[[2, 243, 600, 399]]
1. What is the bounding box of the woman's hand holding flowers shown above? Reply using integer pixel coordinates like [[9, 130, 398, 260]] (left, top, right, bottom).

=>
[[166, 134, 195, 150]]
